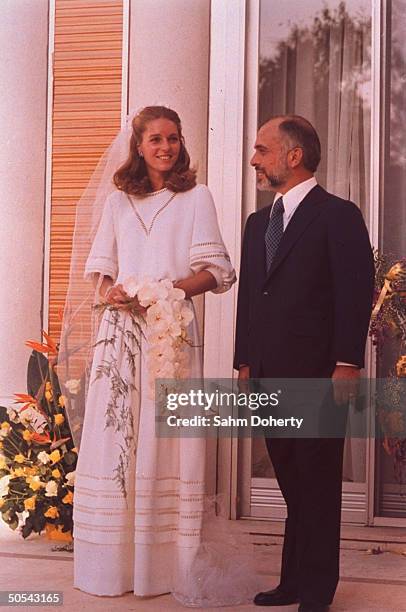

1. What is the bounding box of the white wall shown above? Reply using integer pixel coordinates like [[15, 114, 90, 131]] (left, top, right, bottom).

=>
[[0, 0, 48, 403]]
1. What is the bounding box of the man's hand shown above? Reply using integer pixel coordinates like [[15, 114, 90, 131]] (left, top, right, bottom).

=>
[[238, 365, 250, 380], [238, 365, 250, 394], [332, 365, 360, 406]]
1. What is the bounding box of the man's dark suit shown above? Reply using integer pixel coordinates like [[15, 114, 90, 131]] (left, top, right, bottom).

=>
[[234, 184, 374, 605]]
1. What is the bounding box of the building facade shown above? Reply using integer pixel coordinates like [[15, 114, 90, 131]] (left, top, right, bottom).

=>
[[1, 0, 405, 528]]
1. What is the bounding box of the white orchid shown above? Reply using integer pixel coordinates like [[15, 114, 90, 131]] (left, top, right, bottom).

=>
[[45, 480, 58, 497], [65, 379, 81, 395], [148, 342, 176, 362], [146, 301, 173, 334], [122, 276, 140, 298], [167, 286, 186, 301], [138, 280, 169, 307], [172, 300, 194, 327], [0, 475, 11, 497], [120, 278, 195, 389]]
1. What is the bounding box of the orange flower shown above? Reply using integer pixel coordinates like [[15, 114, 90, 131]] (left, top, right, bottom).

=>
[[25, 330, 58, 356], [30, 432, 52, 445], [22, 430, 33, 442], [62, 491, 74, 505], [24, 496, 37, 511], [49, 450, 61, 464], [44, 506, 59, 519]]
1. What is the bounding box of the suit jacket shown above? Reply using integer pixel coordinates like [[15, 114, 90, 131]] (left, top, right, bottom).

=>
[[234, 184, 375, 378]]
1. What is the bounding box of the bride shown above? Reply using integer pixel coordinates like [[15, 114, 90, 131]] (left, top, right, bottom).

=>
[[60, 106, 260, 606]]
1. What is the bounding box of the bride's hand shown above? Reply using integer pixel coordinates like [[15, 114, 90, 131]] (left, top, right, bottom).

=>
[[105, 284, 147, 314]]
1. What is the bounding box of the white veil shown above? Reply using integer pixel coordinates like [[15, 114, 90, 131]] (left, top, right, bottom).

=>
[[58, 115, 133, 448]]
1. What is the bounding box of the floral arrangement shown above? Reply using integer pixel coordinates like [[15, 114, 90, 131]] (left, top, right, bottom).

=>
[[369, 250, 406, 484], [0, 332, 77, 540], [128, 278, 194, 381], [103, 277, 195, 388]]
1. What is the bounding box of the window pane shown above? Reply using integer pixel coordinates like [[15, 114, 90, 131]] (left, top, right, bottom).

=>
[[257, 0, 371, 224]]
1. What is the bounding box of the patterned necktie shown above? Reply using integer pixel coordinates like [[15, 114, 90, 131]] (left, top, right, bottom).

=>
[[265, 196, 284, 272]]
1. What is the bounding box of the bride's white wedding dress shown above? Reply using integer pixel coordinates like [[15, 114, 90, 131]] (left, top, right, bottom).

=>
[[72, 184, 262, 605]]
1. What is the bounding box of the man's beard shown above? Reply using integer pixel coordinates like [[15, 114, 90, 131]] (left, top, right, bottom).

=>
[[256, 168, 288, 191]]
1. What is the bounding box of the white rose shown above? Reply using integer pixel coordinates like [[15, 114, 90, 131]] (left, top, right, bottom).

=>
[[37, 451, 51, 465], [45, 480, 58, 497], [65, 470, 75, 486], [122, 276, 140, 298], [65, 379, 81, 395], [0, 475, 11, 497]]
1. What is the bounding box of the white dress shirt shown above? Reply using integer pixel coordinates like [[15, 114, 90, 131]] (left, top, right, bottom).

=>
[[271, 176, 317, 229]]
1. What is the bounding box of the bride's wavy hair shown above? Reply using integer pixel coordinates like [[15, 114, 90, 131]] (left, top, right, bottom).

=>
[[113, 106, 197, 195]]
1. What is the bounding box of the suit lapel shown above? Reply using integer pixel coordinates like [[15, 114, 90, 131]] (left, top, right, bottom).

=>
[[263, 184, 328, 284]]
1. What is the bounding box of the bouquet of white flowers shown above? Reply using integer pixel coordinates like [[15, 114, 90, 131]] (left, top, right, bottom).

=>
[[122, 277, 195, 387]]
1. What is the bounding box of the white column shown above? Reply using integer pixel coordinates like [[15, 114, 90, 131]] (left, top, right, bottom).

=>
[[0, 1, 48, 404], [128, 0, 210, 183], [128, 0, 211, 334]]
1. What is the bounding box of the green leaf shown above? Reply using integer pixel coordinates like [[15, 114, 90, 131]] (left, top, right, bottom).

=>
[[22, 519, 33, 539], [32, 512, 46, 534], [63, 452, 77, 466], [27, 351, 49, 398]]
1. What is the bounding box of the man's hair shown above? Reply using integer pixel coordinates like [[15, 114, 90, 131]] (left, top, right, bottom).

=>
[[277, 115, 321, 173]]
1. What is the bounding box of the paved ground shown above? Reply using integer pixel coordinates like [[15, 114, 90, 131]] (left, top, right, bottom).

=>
[[1, 519, 406, 611]]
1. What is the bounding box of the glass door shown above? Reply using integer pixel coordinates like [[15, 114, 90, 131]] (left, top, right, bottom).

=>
[[239, 0, 373, 524], [374, 0, 406, 523]]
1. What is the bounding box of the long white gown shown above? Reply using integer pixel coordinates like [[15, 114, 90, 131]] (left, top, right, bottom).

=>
[[72, 184, 238, 600]]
